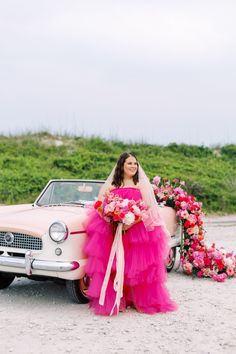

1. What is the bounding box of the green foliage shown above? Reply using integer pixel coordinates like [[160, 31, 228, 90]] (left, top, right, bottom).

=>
[[0, 133, 235, 213], [221, 144, 236, 159], [166, 143, 213, 157]]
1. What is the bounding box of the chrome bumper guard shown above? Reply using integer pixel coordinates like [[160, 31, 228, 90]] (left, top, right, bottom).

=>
[[0, 251, 80, 276]]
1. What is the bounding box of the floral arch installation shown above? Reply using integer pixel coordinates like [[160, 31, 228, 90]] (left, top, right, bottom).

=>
[[153, 176, 235, 282]]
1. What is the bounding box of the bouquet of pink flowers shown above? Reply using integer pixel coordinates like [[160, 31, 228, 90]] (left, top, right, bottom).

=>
[[94, 193, 148, 226], [153, 175, 236, 281], [94, 193, 148, 315]]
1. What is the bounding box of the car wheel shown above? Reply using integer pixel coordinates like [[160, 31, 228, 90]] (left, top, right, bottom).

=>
[[166, 247, 177, 272], [0, 273, 15, 289], [66, 275, 90, 304]]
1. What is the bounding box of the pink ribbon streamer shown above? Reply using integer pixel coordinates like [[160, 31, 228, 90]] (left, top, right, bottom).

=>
[[99, 223, 125, 315]]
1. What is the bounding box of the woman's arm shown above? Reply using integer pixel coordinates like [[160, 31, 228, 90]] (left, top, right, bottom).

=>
[[97, 183, 113, 201], [95, 184, 115, 218]]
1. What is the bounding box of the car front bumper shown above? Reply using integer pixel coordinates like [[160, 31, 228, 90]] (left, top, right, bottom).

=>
[[0, 251, 80, 276]]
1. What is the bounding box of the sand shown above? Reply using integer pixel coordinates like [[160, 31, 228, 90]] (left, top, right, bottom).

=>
[[0, 215, 236, 354]]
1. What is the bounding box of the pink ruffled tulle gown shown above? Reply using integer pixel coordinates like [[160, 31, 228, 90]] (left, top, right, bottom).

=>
[[84, 187, 178, 315]]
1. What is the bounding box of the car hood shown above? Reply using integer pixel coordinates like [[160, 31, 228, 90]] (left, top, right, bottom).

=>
[[0, 204, 90, 237]]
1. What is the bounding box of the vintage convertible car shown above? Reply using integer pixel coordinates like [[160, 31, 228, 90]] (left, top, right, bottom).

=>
[[0, 179, 181, 303]]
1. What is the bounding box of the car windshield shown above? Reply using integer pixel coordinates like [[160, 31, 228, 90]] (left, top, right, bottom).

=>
[[36, 181, 103, 206]]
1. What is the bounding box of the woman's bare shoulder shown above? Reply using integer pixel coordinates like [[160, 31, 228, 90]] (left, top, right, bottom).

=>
[[102, 183, 115, 192], [108, 184, 116, 192]]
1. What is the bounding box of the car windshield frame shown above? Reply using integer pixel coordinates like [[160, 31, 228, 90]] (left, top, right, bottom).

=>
[[34, 179, 104, 207]]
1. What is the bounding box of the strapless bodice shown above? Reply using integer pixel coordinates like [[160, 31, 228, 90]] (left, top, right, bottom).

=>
[[111, 187, 142, 201]]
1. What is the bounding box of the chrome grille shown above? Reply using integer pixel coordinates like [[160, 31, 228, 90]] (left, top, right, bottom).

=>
[[0, 231, 42, 250]]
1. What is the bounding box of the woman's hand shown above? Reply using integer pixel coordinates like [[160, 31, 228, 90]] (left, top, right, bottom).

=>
[[122, 224, 132, 231], [122, 217, 142, 233]]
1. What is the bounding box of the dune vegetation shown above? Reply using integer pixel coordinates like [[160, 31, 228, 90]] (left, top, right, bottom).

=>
[[0, 132, 235, 214]]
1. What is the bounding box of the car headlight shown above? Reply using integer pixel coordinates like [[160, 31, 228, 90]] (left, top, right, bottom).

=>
[[49, 222, 68, 243]]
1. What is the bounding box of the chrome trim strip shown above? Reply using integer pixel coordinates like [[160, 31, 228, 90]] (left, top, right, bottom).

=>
[[0, 255, 80, 272]]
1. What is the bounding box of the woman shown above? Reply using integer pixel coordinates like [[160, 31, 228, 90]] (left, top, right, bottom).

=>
[[84, 152, 177, 315]]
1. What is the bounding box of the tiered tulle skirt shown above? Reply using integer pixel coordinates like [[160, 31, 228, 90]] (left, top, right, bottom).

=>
[[84, 210, 177, 315]]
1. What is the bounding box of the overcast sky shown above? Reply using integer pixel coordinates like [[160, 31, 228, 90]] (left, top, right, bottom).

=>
[[0, 0, 235, 146]]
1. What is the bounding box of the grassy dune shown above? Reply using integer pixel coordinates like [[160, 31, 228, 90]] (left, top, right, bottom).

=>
[[0, 132, 235, 213]]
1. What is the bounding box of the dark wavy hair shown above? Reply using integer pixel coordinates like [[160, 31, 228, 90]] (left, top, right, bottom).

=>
[[112, 152, 139, 187]]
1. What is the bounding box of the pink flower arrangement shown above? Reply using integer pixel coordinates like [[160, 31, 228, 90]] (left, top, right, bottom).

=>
[[153, 176, 161, 185], [153, 176, 236, 282], [94, 193, 148, 226]]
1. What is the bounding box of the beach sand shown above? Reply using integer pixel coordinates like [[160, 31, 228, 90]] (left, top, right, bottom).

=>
[[1, 215, 236, 354]]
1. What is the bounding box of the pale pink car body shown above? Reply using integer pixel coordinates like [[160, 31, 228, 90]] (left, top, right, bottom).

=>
[[0, 203, 88, 280]]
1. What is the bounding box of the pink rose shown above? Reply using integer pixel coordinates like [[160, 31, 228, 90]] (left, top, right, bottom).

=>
[[104, 202, 116, 213], [173, 187, 184, 195], [193, 258, 204, 269], [153, 176, 161, 185], [183, 262, 193, 274], [187, 227, 194, 235], [187, 225, 199, 236], [178, 210, 189, 219], [187, 214, 197, 224], [158, 192, 165, 199], [226, 267, 235, 277], [192, 251, 203, 259], [212, 251, 223, 261], [180, 201, 188, 210], [225, 257, 234, 267], [212, 273, 227, 282]]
